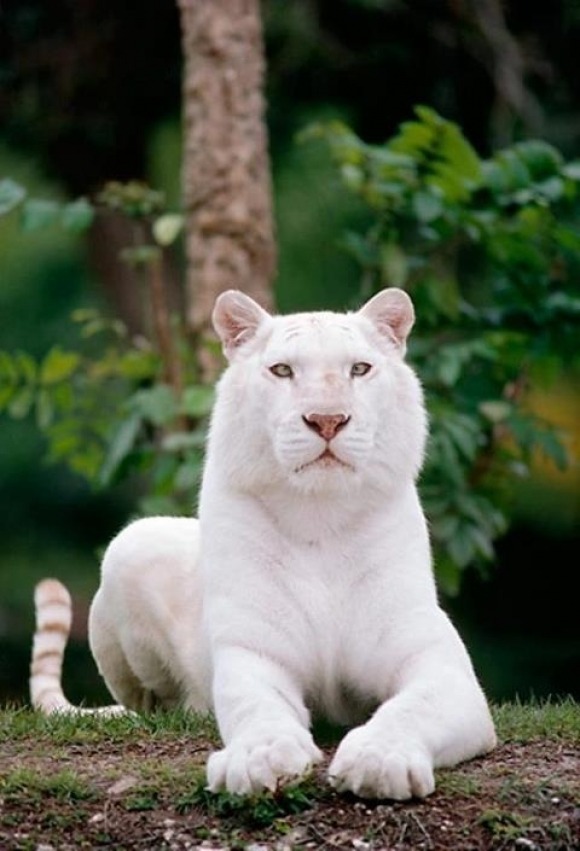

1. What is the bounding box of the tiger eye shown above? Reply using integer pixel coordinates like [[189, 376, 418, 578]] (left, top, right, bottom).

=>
[[351, 362, 372, 377], [269, 363, 294, 378]]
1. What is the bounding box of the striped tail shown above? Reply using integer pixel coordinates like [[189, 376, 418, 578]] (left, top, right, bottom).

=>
[[30, 578, 124, 716]]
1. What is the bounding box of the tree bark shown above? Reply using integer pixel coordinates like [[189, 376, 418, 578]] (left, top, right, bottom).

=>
[[177, 0, 276, 370]]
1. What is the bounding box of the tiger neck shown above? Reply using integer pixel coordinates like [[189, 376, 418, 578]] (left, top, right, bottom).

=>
[[255, 483, 395, 546]]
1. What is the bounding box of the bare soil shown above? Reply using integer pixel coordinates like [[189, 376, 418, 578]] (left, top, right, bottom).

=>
[[1, 736, 579, 850]]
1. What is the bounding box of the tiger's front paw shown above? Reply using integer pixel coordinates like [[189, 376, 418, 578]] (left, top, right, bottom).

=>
[[207, 726, 322, 795], [328, 726, 435, 800]]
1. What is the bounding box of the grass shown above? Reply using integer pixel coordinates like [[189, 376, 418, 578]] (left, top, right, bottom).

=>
[[0, 699, 578, 850], [0, 703, 217, 744], [493, 695, 580, 741], [1, 767, 95, 803], [2, 695, 578, 745]]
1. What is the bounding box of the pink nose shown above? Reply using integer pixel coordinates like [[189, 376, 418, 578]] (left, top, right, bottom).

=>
[[302, 413, 350, 441]]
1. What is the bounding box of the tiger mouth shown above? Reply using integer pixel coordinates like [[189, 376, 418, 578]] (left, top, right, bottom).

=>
[[296, 448, 354, 473]]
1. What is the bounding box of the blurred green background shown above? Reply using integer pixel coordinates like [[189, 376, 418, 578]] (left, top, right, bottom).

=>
[[1, 0, 578, 706]]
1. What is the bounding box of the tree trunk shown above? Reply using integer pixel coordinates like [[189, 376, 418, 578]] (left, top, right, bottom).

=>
[[177, 0, 276, 372]]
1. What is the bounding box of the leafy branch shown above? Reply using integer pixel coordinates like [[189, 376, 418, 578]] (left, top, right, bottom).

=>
[[0, 178, 211, 515], [305, 106, 580, 592]]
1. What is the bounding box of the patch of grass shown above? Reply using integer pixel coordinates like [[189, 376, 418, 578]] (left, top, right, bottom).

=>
[[0, 705, 217, 746], [1, 767, 94, 803], [124, 789, 161, 811], [111, 765, 206, 811], [2, 697, 577, 748], [123, 760, 204, 788], [176, 774, 322, 827], [493, 696, 580, 742], [477, 806, 573, 848], [436, 769, 482, 796], [39, 809, 90, 830], [135, 707, 218, 740], [478, 808, 535, 842], [496, 773, 573, 809], [546, 820, 573, 845]]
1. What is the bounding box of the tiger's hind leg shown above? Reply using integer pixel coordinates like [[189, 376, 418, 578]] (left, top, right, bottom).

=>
[[89, 516, 210, 714], [88, 593, 161, 712]]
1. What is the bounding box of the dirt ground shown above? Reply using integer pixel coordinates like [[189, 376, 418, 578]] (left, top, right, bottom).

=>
[[1, 735, 579, 850]]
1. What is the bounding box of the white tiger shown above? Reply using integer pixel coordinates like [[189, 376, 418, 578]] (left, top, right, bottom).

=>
[[31, 287, 496, 800]]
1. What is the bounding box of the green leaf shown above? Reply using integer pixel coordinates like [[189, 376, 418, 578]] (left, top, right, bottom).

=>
[[36, 389, 54, 430], [370, 147, 415, 171], [444, 415, 481, 460], [536, 176, 565, 202], [21, 199, 61, 232], [562, 161, 580, 180], [340, 164, 364, 191], [447, 524, 476, 568], [67, 443, 104, 481], [99, 413, 142, 486], [40, 348, 81, 385], [130, 384, 178, 427], [0, 383, 15, 409], [512, 139, 563, 180], [545, 292, 580, 315], [0, 351, 19, 385], [162, 431, 207, 452], [0, 179, 26, 215], [139, 494, 183, 516], [535, 429, 568, 471], [470, 526, 494, 561], [494, 149, 531, 192], [436, 349, 462, 386], [435, 557, 462, 597], [8, 386, 35, 419], [180, 386, 215, 418], [153, 213, 184, 246], [430, 513, 460, 541], [479, 400, 512, 423], [15, 351, 37, 384], [116, 349, 159, 381], [175, 458, 203, 491], [61, 198, 95, 233], [391, 106, 481, 199], [413, 190, 443, 223], [482, 160, 510, 195]]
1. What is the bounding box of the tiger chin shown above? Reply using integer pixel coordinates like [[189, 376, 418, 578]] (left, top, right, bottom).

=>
[[31, 287, 496, 801]]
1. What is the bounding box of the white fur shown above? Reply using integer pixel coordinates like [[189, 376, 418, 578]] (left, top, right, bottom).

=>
[[88, 288, 496, 799]]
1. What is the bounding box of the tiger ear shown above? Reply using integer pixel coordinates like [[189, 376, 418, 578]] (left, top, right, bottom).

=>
[[212, 290, 271, 360], [358, 288, 415, 353]]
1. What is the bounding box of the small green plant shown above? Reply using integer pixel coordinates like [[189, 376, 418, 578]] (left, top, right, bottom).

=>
[[0, 179, 210, 515], [478, 808, 535, 842], [124, 790, 160, 811], [305, 106, 580, 591], [176, 775, 319, 827]]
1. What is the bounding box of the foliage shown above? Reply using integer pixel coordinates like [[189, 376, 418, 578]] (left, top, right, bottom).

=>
[[0, 179, 207, 516], [2, 109, 580, 588], [304, 106, 580, 592]]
